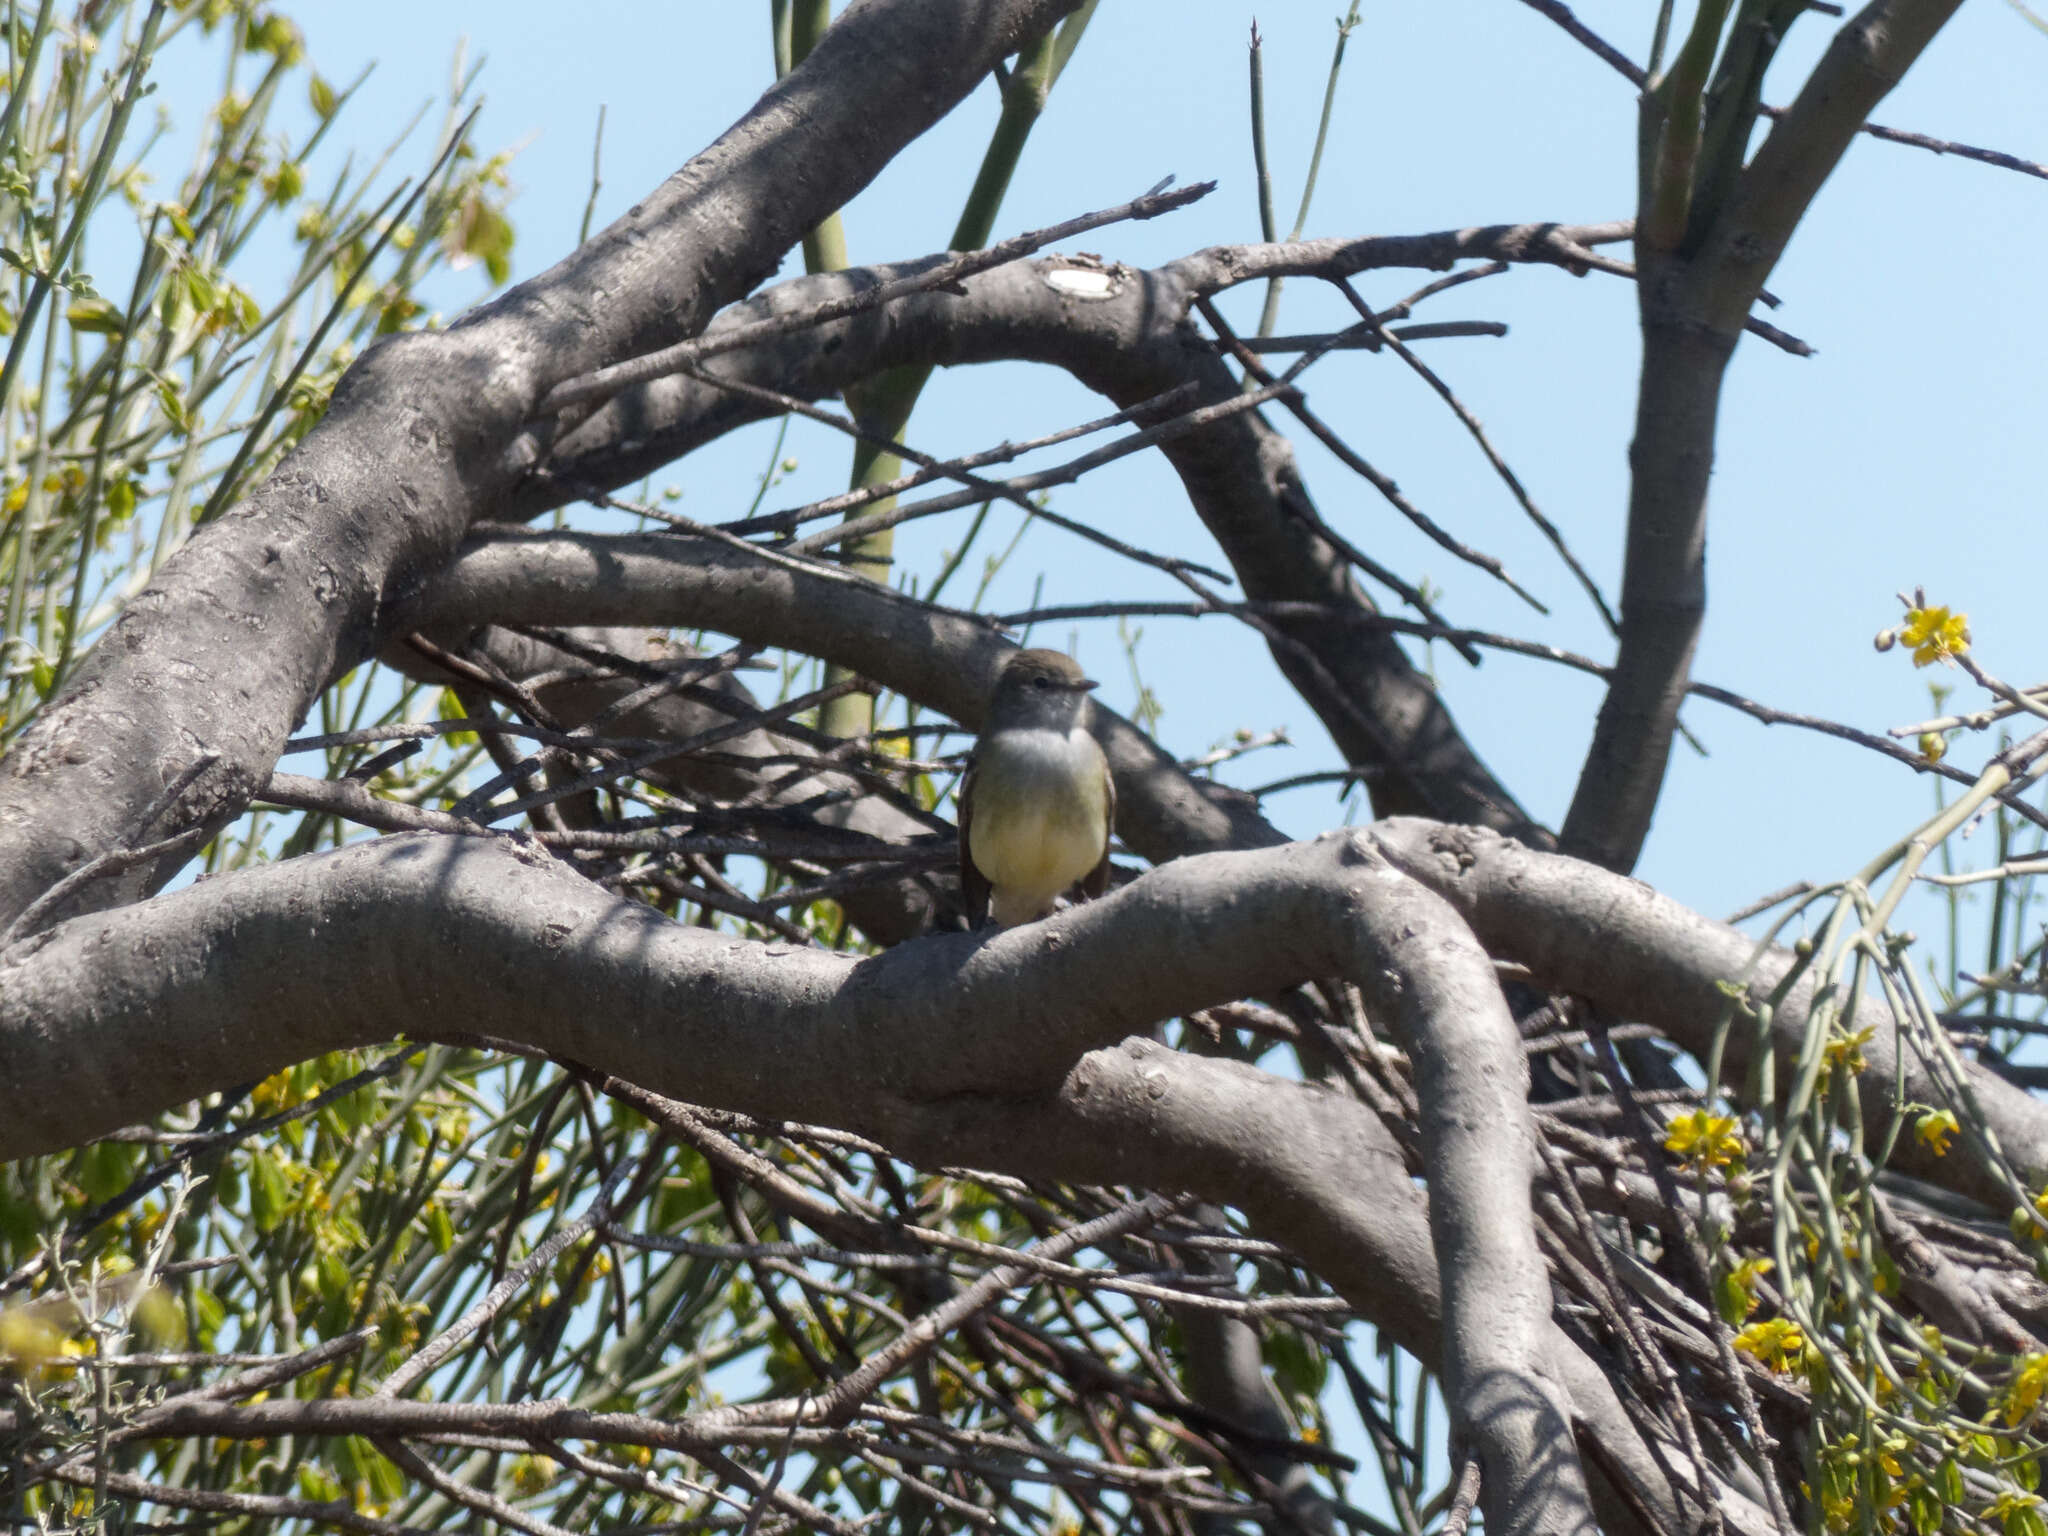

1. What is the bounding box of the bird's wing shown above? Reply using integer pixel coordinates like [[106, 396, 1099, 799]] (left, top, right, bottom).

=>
[[958, 756, 991, 929], [1080, 750, 1115, 902]]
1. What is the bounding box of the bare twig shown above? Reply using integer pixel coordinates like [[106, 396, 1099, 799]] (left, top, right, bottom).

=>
[[537, 180, 1216, 417]]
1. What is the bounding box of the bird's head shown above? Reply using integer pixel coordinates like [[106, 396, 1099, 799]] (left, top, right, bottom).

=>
[[986, 648, 1098, 731]]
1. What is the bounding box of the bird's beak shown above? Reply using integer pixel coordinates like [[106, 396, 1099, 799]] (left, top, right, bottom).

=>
[[1074, 676, 1099, 692]]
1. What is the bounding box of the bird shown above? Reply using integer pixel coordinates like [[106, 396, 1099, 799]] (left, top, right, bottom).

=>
[[958, 649, 1116, 929]]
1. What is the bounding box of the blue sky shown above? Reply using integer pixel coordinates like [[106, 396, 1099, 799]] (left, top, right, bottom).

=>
[[251, 2, 2048, 932]]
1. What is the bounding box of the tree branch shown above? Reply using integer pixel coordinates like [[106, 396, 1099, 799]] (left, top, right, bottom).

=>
[[1370, 817, 2048, 1208], [1560, 0, 1965, 873], [0, 828, 1591, 1533], [397, 528, 1281, 868], [0, 0, 1084, 931], [515, 254, 1566, 838]]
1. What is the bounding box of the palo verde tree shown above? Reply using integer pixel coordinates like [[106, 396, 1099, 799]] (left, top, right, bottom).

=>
[[3, 2, 2048, 1534]]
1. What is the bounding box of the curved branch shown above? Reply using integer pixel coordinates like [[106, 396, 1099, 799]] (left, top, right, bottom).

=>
[[516, 250, 1597, 838], [385, 624, 953, 942], [0, 0, 1083, 931], [922, 1042, 1762, 1536], [0, 829, 1583, 1533], [1370, 817, 2048, 1208], [398, 528, 1280, 869]]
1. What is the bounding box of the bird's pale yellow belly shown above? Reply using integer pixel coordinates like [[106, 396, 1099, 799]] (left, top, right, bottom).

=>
[[968, 730, 1107, 922]]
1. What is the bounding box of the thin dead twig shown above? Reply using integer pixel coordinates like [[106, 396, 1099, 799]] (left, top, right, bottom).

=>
[[1331, 274, 1620, 635], [721, 383, 1202, 538], [1198, 293, 1551, 618], [1513, 0, 2048, 184], [538, 180, 1216, 417]]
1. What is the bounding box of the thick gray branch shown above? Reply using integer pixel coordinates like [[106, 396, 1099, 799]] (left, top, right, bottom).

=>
[[1703, 0, 1967, 331], [921, 1043, 1764, 1536], [0, 0, 1080, 932], [0, 829, 1585, 1533], [1371, 817, 2048, 1209], [399, 529, 1279, 869], [518, 249, 1579, 838], [1560, 0, 1963, 873]]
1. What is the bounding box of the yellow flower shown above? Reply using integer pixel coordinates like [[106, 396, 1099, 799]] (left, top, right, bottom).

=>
[[1733, 1317, 1806, 1372], [0, 1303, 90, 1378], [1915, 1109, 1959, 1157], [1899, 604, 1970, 668], [1716, 1255, 1774, 1323], [1987, 1490, 2045, 1536], [507, 1455, 556, 1497], [1918, 732, 1948, 763], [1663, 1108, 1744, 1172], [248, 1068, 302, 1116], [2006, 1354, 2048, 1425], [1823, 1025, 1875, 1076]]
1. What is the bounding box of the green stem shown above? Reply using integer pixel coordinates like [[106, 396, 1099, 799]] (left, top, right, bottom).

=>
[[1249, 23, 1278, 243], [1288, 2, 1362, 245], [1646, 0, 1678, 78], [923, 499, 991, 609], [1643, 0, 1733, 250], [770, 0, 794, 76], [0, 0, 59, 155], [816, 16, 1090, 737], [788, 0, 848, 278], [1255, 2, 1363, 339], [0, 1, 166, 439]]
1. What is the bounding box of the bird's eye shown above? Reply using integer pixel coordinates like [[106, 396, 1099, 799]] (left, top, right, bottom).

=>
[[1032, 675, 1050, 689]]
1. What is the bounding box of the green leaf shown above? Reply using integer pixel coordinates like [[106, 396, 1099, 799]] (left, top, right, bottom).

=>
[[366, 1442, 406, 1505], [77, 1139, 140, 1203], [298, 1465, 343, 1503], [1714, 1269, 1748, 1326], [246, 15, 303, 64], [181, 265, 220, 316], [1261, 1321, 1327, 1399], [190, 1285, 225, 1348], [308, 73, 337, 120], [316, 1250, 349, 1304], [336, 1084, 374, 1132], [446, 191, 514, 286], [250, 1148, 289, 1232], [265, 159, 304, 205], [63, 296, 123, 335], [210, 1154, 243, 1208], [436, 688, 477, 748], [155, 379, 187, 433]]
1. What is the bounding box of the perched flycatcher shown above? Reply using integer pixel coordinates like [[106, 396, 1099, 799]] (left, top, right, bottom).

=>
[[958, 649, 1115, 928]]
